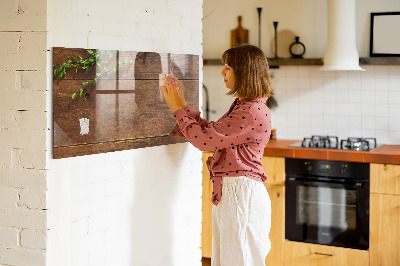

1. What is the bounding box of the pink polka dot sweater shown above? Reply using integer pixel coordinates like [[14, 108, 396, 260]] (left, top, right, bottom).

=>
[[170, 97, 272, 206]]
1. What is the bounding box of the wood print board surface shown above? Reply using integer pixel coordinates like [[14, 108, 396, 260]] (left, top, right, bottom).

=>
[[52, 47, 199, 159]]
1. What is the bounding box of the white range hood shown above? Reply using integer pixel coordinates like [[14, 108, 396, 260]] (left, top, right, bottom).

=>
[[320, 0, 365, 71]]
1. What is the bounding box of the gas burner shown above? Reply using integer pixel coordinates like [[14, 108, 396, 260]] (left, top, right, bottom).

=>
[[301, 135, 339, 149], [290, 136, 380, 151], [340, 137, 377, 151]]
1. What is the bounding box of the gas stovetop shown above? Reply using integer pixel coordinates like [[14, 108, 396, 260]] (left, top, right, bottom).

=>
[[289, 135, 382, 151]]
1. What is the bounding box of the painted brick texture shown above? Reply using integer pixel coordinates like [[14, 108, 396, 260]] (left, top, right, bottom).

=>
[[0, 0, 48, 265]]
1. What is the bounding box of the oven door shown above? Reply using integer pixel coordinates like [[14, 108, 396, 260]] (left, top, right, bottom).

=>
[[285, 177, 369, 250]]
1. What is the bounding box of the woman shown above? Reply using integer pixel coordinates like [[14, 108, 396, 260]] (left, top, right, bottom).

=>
[[161, 44, 273, 266]]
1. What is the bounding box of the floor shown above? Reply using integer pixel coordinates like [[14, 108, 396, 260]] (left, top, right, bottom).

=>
[[202, 257, 211, 266]]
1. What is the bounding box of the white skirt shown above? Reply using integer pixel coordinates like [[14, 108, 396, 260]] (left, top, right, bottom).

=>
[[212, 176, 271, 266]]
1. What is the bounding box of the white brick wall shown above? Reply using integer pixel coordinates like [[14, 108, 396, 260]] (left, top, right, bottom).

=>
[[46, 1, 203, 266], [0, 0, 48, 265]]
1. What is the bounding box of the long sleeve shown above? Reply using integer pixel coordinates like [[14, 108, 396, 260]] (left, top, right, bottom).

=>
[[172, 105, 257, 152], [169, 104, 210, 137]]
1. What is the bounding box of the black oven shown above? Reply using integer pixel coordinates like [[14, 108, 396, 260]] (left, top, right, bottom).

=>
[[285, 158, 369, 250]]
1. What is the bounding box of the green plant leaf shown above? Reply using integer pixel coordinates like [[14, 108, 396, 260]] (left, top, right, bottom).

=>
[[82, 81, 89, 86], [87, 50, 94, 55], [93, 78, 97, 86], [72, 92, 76, 99], [79, 88, 83, 97]]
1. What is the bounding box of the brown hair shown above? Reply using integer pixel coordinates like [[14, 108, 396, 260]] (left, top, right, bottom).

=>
[[221, 44, 273, 99]]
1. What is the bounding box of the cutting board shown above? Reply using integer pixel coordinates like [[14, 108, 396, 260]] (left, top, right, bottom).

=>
[[231, 16, 249, 48]]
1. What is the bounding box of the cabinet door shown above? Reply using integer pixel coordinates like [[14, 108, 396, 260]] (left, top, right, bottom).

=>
[[265, 184, 284, 266], [261, 156, 285, 185], [284, 241, 369, 266], [202, 152, 213, 258], [370, 163, 400, 195], [370, 193, 400, 266]]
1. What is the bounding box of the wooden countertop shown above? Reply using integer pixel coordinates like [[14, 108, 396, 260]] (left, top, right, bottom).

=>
[[263, 139, 400, 165]]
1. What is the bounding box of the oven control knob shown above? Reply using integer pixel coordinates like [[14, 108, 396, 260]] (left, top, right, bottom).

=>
[[340, 164, 347, 174], [304, 161, 312, 171]]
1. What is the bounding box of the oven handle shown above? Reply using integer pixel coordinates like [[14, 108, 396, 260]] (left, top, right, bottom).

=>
[[286, 177, 364, 189]]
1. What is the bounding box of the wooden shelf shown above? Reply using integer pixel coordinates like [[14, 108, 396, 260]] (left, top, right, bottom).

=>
[[203, 58, 323, 67], [359, 57, 400, 65], [203, 57, 400, 67]]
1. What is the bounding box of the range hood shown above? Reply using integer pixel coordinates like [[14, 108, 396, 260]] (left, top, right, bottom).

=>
[[320, 0, 365, 71]]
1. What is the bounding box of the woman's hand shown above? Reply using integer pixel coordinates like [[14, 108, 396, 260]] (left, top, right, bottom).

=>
[[166, 74, 187, 108], [160, 77, 183, 113], [174, 76, 187, 108]]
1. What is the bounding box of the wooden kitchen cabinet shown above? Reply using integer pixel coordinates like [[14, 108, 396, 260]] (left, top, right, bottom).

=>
[[284, 241, 369, 266], [370, 163, 400, 266], [201, 154, 286, 266], [261, 156, 285, 266], [201, 152, 213, 258], [370, 163, 400, 195]]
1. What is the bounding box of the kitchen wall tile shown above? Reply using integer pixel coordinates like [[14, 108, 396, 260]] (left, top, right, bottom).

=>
[[298, 77, 311, 89], [387, 65, 400, 76], [348, 103, 362, 116], [310, 66, 324, 77], [375, 104, 389, 117], [322, 70, 335, 78], [362, 128, 376, 138], [388, 91, 400, 105], [335, 72, 349, 90], [311, 127, 325, 136], [349, 116, 363, 129], [361, 104, 375, 117], [311, 85, 323, 101], [348, 71, 362, 90], [336, 115, 349, 129], [298, 67, 311, 78], [348, 90, 362, 103], [388, 117, 400, 131], [323, 85, 336, 103], [362, 116, 375, 130], [374, 65, 388, 77], [349, 128, 363, 137], [285, 66, 298, 77], [362, 90, 375, 104], [374, 90, 388, 104], [311, 102, 324, 113], [272, 67, 286, 78], [286, 77, 299, 89], [336, 90, 349, 103], [323, 115, 336, 129], [375, 117, 389, 130], [336, 103, 349, 116], [336, 128, 349, 140], [374, 77, 388, 91], [374, 130, 389, 144], [311, 114, 324, 129], [388, 131, 400, 143], [388, 104, 400, 117], [361, 75, 374, 91], [388, 75, 400, 91], [323, 103, 336, 115], [310, 76, 324, 90]]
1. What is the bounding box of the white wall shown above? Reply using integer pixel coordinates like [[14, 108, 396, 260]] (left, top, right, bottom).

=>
[[203, 0, 400, 145], [0, 0, 48, 265], [46, 0, 203, 266]]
